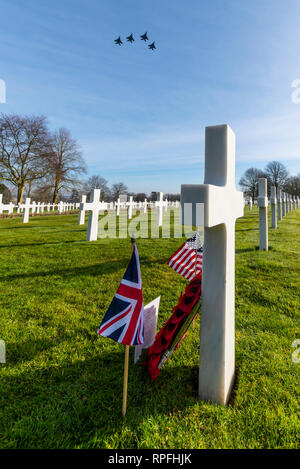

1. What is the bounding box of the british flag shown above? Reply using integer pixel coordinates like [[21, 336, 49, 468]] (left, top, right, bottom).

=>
[[167, 232, 203, 281], [97, 243, 144, 346]]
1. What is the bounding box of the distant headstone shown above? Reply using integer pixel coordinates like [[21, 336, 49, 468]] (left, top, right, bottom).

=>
[[258, 178, 268, 250], [271, 186, 277, 229], [78, 195, 87, 225], [86, 189, 107, 241], [127, 196, 134, 220], [22, 198, 32, 224]]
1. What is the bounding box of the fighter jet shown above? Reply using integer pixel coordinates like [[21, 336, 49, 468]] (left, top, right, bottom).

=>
[[140, 32, 148, 41], [126, 34, 135, 43], [114, 36, 123, 46], [148, 41, 156, 50]]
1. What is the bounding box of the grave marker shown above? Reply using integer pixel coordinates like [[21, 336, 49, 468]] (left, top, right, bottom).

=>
[[181, 124, 244, 405], [86, 189, 107, 241], [258, 178, 268, 250], [22, 198, 32, 223], [277, 188, 282, 221], [271, 186, 277, 229], [78, 195, 87, 225]]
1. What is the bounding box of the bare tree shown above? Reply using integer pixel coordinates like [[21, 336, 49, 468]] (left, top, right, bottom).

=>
[[50, 128, 86, 204], [111, 182, 128, 201], [135, 192, 147, 202], [0, 114, 53, 203], [0, 183, 11, 203], [265, 161, 289, 188], [239, 168, 266, 200], [283, 175, 300, 196], [86, 175, 111, 201]]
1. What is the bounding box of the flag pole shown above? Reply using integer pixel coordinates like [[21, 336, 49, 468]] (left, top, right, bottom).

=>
[[122, 237, 135, 418]]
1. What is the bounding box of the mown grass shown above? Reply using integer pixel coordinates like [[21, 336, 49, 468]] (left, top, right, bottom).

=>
[[0, 206, 299, 449]]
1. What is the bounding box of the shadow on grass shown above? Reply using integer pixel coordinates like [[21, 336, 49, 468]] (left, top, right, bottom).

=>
[[1, 255, 170, 282], [0, 225, 36, 230], [0, 240, 85, 249], [0, 348, 204, 448]]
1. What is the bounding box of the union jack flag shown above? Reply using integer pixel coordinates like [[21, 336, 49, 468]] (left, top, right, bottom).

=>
[[97, 243, 144, 346], [167, 232, 203, 281]]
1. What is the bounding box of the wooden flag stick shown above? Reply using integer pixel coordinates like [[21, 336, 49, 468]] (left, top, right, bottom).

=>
[[122, 237, 135, 418], [122, 344, 130, 418]]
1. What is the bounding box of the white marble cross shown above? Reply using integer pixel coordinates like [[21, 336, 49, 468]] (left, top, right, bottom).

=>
[[78, 195, 87, 225], [249, 197, 253, 210], [270, 186, 277, 229], [143, 198, 148, 214], [0, 199, 14, 214], [258, 178, 268, 250], [282, 192, 286, 217], [286, 193, 289, 214], [115, 197, 122, 216], [277, 188, 282, 221], [127, 196, 135, 220], [22, 198, 33, 223], [155, 192, 167, 227], [86, 189, 107, 241], [181, 124, 244, 405]]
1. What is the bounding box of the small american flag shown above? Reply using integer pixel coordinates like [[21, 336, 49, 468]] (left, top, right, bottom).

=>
[[97, 243, 144, 346], [167, 232, 203, 281]]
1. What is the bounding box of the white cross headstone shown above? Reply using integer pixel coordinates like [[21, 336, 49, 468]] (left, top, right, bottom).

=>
[[86, 189, 107, 241], [277, 188, 282, 221], [155, 192, 165, 227], [22, 198, 32, 223], [282, 192, 286, 217], [286, 194, 290, 212], [249, 197, 253, 210], [127, 196, 134, 220], [258, 178, 268, 250], [78, 195, 87, 225], [1, 201, 15, 214], [115, 197, 122, 216], [270, 186, 277, 229], [181, 124, 244, 405], [143, 198, 148, 214]]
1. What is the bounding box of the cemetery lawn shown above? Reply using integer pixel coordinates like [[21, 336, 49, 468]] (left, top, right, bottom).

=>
[[0, 208, 299, 449]]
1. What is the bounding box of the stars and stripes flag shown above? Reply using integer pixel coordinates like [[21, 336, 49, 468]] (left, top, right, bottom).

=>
[[97, 243, 144, 346], [167, 232, 203, 281]]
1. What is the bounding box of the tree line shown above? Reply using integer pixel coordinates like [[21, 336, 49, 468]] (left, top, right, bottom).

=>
[[239, 161, 300, 200], [0, 114, 86, 204], [0, 113, 180, 204]]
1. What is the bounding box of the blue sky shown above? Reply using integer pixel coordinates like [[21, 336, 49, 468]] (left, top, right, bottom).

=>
[[1, 0, 300, 194]]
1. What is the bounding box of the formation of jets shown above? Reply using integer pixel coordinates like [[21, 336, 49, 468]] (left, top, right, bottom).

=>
[[114, 32, 156, 50]]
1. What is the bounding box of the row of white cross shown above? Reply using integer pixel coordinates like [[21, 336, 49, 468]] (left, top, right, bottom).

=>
[[258, 179, 300, 250], [0, 196, 79, 223], [247, 193, 300, 212], [78, 191, 180, 241]]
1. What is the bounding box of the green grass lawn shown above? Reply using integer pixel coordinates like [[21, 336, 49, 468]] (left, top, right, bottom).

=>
[[0, 207, 299, 449]]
